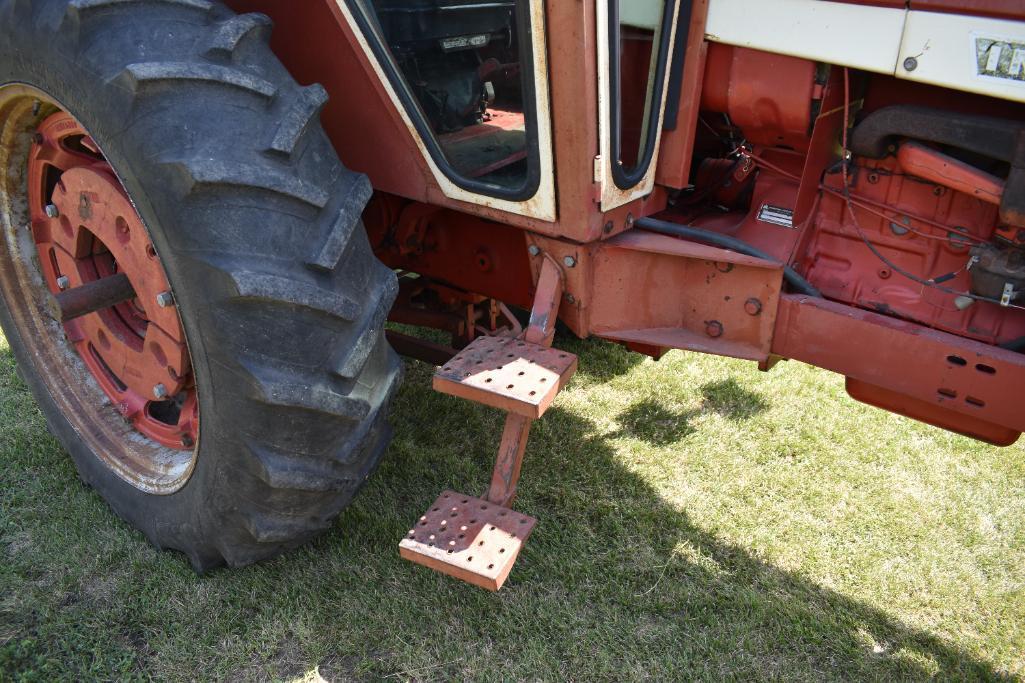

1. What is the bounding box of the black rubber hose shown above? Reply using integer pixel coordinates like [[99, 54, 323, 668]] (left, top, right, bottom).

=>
[[999, 336, 1025, 352], [636, 217, 822, 298], [849, 105, 1019, 161]]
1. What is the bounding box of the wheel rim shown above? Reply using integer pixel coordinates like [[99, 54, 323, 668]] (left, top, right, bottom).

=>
[[0, 85, 200, 493], [29, 112, 199, 449]]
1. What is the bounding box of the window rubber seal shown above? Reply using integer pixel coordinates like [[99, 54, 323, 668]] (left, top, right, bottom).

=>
[[607, 0, 677, 191]]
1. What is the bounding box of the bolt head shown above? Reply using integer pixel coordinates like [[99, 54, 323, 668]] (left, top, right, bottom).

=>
[[55, 275, 69, 291], [903, 56, 918, 72], [744, 298, 763, 316], [705, 321, 724, 338], [527, 245, 541, 257], [152, 383, 168, 400], [156, 291, 174, 308], [44, 204, 59, 219], [563, 255, 577, 268]]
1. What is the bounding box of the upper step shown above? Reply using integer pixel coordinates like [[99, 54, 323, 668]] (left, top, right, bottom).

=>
[[433, 335, 577, 419]]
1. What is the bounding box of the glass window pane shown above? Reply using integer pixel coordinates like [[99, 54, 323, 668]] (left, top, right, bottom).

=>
[[609, 0, 674, 189], [353, 0, 540, 197]]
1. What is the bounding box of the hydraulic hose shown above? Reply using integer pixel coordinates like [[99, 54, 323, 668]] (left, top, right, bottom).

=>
[[999, 336, 1025, 352], [635, 217, 822, 298]]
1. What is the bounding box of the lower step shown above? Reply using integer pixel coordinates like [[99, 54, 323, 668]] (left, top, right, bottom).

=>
[[399, 490, 537, 591]]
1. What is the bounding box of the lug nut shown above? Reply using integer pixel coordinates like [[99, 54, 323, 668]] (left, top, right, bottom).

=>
[[44, 204, 59, 219], [153, 383, 168, 400], [55, 275, 69, 291], [527, 245, 540, 256], [156, 291, 174, 308], [563, 255, 577, 268]]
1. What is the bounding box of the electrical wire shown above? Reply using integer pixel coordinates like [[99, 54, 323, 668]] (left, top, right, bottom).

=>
[[821, 183, 985, 244], [739, 148, 985, 245]]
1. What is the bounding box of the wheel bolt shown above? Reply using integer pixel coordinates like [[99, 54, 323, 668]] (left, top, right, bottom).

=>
[[527, 245, 540, 256], [44, 204, 59, 219], [563, 255, 577, 268], [56, 275, 69, 291], [705, 320, 724, 338], [156, 291, 174, 308], [153, 383, 168, 400], [744, 298, 763, 316]]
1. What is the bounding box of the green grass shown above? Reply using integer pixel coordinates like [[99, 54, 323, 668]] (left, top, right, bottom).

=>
[[1, 328, 1023, 681]]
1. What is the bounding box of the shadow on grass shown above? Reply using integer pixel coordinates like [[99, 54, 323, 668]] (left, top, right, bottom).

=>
[[0, 344, 1008, 680], [615, 399, 698, 445], [613, 378, 768, 445], [699, 377, 770, 420]]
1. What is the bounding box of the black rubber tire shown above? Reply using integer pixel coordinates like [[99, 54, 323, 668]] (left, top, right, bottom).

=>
[[0, 0, 402, 570]]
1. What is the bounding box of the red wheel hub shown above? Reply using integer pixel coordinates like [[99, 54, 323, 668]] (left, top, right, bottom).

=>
[[27, 112, 198, 449]]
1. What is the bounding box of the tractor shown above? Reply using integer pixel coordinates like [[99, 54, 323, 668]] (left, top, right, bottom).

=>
[[1, 0, 1023, 590]]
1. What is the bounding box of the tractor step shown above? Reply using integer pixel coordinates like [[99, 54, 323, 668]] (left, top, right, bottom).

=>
[[433, 334, 577, 419], [400, 257, 569, 590], [399, 490, 537, 591]]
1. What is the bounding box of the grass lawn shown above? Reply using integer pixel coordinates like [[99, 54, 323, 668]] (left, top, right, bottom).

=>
[[0, 327, 1023, 681]]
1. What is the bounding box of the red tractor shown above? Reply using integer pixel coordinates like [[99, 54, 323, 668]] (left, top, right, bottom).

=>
[[0, 0, 1023, 590]]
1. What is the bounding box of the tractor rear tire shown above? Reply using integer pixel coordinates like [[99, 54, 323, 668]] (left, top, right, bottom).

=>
[[0, 0, 401, 570]]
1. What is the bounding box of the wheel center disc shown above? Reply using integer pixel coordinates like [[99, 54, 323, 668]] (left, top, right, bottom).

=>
[[28, 112, 198, 449]]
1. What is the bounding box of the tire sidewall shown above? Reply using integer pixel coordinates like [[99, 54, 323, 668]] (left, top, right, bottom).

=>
[[0, 3, 241, 564]]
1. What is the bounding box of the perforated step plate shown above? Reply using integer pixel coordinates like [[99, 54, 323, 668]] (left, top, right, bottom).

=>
[[433, 335, 577, 419], [399, 490, 537, 591]]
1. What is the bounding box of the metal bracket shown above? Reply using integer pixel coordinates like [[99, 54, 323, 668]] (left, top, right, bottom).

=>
[[486, 255, 565, 507], [1001, 282, 1015, 307]]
